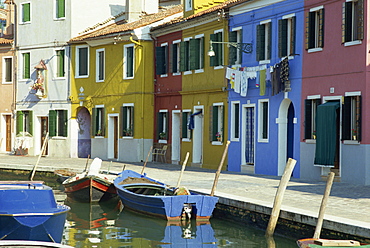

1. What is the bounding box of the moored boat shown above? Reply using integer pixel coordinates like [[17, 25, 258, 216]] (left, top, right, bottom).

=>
[[0, 181, 70, 243], [62, 158, 117, 203], [297, 238, 370, 247], [113, 170, 218, 221], [0, 240, 74, 248]]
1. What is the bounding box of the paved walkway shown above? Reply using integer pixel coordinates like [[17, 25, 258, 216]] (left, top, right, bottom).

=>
[[0, 153, 370, 239]]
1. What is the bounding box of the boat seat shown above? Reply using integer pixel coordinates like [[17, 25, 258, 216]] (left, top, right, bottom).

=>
[[87, 157, 102, 175], [152, 145, 168, 163]]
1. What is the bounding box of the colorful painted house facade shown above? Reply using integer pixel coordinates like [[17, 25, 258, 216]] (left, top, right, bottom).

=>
[[152, 0, 232, 169], [227, 0, 304, 176], [13, 0, 125, 157], [0, 1, 14, 154], [68, 2, 182, 162], [301, 0, 370, 185]]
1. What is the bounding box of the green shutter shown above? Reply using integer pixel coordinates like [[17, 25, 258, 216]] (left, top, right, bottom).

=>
[[49, 110, 57, 137], [179, 41, 186, 72], [216, 32, 222, 66], [267, 23, 272, 60], [61, 110, 68, 137], [28, 111, 33, 135], [356, 96, 362, 141], [16, 111, 24, 134], [342, 97, 351, 140], [256, 24, 264, 61], [155, 46, 165, 75], [212, 106, 218, 141], [172, 43, 177, 73], [357, 0, 364, 40], [229, 31, 237, 65], [157, 112, 163, 139], [279, 19, 288, 58], [131, 107, 134, 136], [182, 112, 188, 138], [291, 16, 296, 55], [23, 3, 30, 22], [262, 102, 268, 139], [57, 50, 65, 77], [304, 99, 312, 139], [121, 106, 127, 136], [189, 39, 198, 70], [101, 108, 106, 136], [318, 9, 325, 48], [57, 0, 65, 18], [23, 53, 30, 79]]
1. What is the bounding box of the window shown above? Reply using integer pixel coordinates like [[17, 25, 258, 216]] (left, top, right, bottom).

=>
[[306, 6, 324, 51], [190, 34, 204, 71], [342, 0, 364, 44], [210, 30, 223, 67], [185, 0, 192, 11], [16, 110, 32, 135], [343, 95, 361, 141], [258, 100, 269, 141], [304, 98, 321, 139], [157, 110, 168, 140], [279, 15, 296, 57], [21, 2, 31, 23], [180, 38, 191, 72], [229, 28, 242, 65], [155, 43, 168, 76], [92, 107, 105, 136], [3, 57, 12, 84], [182, 110, 191, 139], [256, 20, 272, 61], [56, 49, 65, 78], [55, 0, 65, 19], [22, 52, 30, 79], [231, 101, 240, 140], [49, 110, 68, 137], [96, 49, 105, 82], [124, 44, 134, 79], [76, 46, 89, 77], [121, 104, 134, 137], [210, 103, 224, 143], [171, 41, 181, 74]]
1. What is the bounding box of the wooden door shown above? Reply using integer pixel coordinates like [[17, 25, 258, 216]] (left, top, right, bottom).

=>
[[5, 115, 11, 151], [41, 117, 48, 155]]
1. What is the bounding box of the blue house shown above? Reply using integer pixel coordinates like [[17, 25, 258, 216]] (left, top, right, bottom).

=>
[[226, 0, 304, 177]]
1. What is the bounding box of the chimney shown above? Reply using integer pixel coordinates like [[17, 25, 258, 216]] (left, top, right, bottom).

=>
[[4, 0, 14, 36], [125, 0, 158, 22]]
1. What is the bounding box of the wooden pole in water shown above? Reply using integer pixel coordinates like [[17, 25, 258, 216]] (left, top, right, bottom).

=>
[[265, 158, 297, 237], [176, 152, 190, 188], [29, 132, 49, 181], [141, 146, 153, 174], [84, 154, 90, 172], [210, 140, 230, 197], [313, 172, 335, 239]]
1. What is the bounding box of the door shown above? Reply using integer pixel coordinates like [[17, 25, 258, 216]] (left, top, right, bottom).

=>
[[5, 115, 11, 152], [244, 106, 255, 165], [192, 107, 203, 165], [77, 107, 91, 158], [171, 111, 181, 164], [41, 117, 48, 156], [114, 117, 118, 159], [108, 115, 118, 159], [286, 103, 294, 161]]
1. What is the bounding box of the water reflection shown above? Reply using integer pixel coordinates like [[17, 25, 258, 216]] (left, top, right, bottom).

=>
[[63, 200, 296, 248]]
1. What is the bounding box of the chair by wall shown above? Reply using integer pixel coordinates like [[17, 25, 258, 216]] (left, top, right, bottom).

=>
[[152, 145, 168, 163]]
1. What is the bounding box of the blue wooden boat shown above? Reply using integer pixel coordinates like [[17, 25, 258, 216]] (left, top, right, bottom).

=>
[[0, 181, 70, 243], [113, 170, 218, 221]]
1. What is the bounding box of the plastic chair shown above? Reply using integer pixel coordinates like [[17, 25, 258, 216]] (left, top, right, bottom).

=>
[[152, 145, 168, 163]]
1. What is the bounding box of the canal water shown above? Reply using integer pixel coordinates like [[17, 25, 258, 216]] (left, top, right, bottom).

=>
[[0, 169, 297, 248]]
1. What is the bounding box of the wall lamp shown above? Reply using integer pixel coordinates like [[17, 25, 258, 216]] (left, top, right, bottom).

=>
[[207, 40, 253, 56]]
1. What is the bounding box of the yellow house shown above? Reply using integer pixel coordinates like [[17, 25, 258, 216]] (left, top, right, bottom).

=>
[[68, 5, 182, 162]]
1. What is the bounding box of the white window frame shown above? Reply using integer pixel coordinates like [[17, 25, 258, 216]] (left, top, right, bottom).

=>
[[231, 27, 242, 66], [183, 37, 192, 75], [230, 101, 240, 141], [258, 99, 269, 142], [2, 56, 12, 84], [20, 51, 30, 81], [282, 14, 296, 58], [94, 104, 104, 138], [158, 109, 168, 144], [259, 19, 271, 64], [96, 48, 105, 82], [308, 6, 324, 53], [182, 109, 191, 141], [213, 29, 224, 70], [194, 34, 204, 74], [54, 0, 66, 20], [20, 2, 31, 24], [122, 103, 134, 139], [123, 44, 135, 79], [75, 45, 89, 78], [172, 40, 181, 76], [160, 42, 168, 77], [212, 102, 224, 145]]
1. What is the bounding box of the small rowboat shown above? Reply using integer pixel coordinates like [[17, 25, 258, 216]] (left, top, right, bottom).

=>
[[114, 170, 218, 221], [297, 238, 370, 247], [62, 158, 117, 203], [0, 181, 70, 243]]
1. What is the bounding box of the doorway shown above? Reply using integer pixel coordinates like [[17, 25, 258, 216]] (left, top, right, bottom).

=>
[[77, 107, 91, 158], [243, 105, 255, 166], [5, 115, 11, 152], [192, 106, 203, 166], [108, 114, 118, 160], [40, 117, 48, 156], [171, 110, 181, 164]]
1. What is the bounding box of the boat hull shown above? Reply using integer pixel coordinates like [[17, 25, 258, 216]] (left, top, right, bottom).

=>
[[63, 176, 117, 203], [297, 238, 370, 248], [114, 170, 218, 221], [0, 181, 70, 243]]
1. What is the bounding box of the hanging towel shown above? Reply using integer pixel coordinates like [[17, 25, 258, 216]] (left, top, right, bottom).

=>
[[234, 70, 241, 93], [255, 71, 260, 88], [240, 70, 248, 97]]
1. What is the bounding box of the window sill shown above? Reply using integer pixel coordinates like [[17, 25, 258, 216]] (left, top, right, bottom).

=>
[[53, 18, 66, 21], [183, 71, 192, 75], [230, 138, 239, 142], [259, 60, 270, 65], [172, 72, 181, 76], [212, 141, 223, 145], [94, 136, 104, 138], [96, 80, 105, 83], [308, 48, 323, 53], [344, 40, 362, 47], [122, 136, 133, 139], [75, 75, 89, 79], [213, 66, 224, 70], [2, 82, 12, 85], [160, 74, 168, 78], [182, 138, 191, 142], [195, 69, 204, 74], [258, 139, 268, 143], [343, 140, 360, 145], [305, 139, 316, 144], [123, 76, 134, 80], [51, 136, 67, 140], [158, 139, 167, 144]]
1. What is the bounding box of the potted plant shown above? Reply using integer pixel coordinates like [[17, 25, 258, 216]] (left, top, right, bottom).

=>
[[123, 129, 132, 136], [352, 129, 357, 140], [216, 132, 221, 141], [31, 81, 44, 98], [159, 132, 167, 139]]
